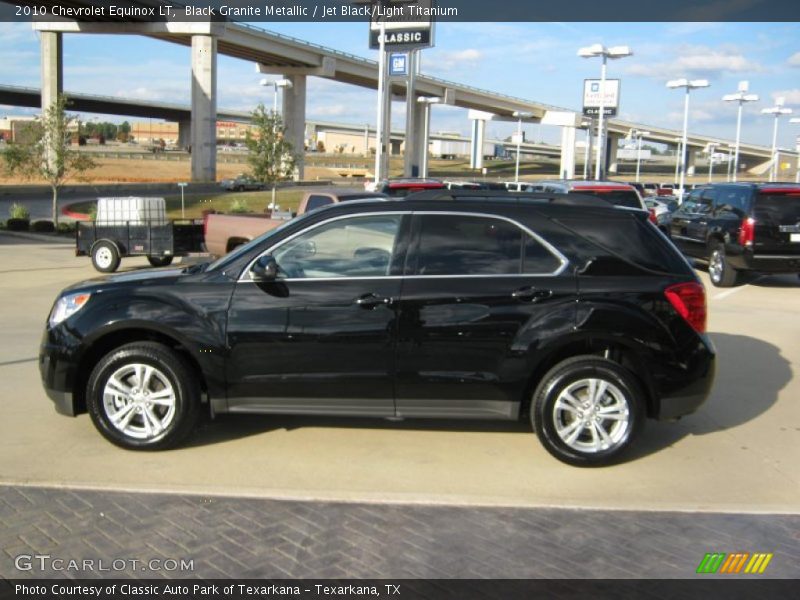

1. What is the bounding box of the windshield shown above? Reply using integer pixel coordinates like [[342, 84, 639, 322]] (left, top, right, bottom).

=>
[[206, 215, 308, 273]]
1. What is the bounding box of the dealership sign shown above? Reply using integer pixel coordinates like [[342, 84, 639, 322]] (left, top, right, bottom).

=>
[[583, 79, 620, 117], [369, 0, 435, 50]]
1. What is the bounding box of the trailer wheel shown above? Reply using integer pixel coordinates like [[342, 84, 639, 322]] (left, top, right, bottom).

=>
[[147, 256, 174, 268], [91, 241, 121, 273]]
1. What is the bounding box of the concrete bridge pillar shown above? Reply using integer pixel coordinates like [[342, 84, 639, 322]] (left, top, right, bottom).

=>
[[40, 31, 62, 173], [686, 149, 697, 176], [282, 74, 307, 180], [190, 34, 217, 183], [606, 134, 622, 175], [560, 126, 577, 180], [178, 120, 191, 151], [470, 118, 487, 170]]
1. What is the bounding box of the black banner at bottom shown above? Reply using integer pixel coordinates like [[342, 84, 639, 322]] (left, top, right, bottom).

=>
[[2, 579, 799, 600]]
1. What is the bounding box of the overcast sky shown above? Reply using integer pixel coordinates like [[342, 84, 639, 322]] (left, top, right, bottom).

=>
[[1, 20, 799, 148]]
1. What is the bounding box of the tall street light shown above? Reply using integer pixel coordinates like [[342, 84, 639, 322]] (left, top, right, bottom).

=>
[[790, 117, 800, 183], [667, 78, 710, 201], [581, 119, 593, 179], [260, 78, 293, 209], [762, 97, 792, 182], [723, 81, 759, 182], [260, 78, 293, 115], [673, 136, 683, 184], [417, 96, 442, 178], [512, 111, 533, 184], [578, 44, 633, 180], [629, 129, 650, 183]]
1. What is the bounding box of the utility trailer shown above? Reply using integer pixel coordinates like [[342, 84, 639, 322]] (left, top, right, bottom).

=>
[[76, 197, 204, 272]]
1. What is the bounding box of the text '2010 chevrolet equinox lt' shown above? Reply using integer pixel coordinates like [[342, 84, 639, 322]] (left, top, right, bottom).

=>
[[40, 191, 715, 466]]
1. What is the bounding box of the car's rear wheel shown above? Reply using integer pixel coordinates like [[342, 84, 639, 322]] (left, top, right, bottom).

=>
[[532, 355, 644, 467], [708, 242, 741, 287], [147, 256, 174, 268], [86, 342, 199, 450]]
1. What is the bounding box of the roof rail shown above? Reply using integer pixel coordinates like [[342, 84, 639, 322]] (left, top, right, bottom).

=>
[[403, 189, 617, 208]]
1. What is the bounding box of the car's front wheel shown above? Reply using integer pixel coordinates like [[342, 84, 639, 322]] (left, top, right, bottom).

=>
[[86, 342, 199, 450], [532, 355, 644, 467]]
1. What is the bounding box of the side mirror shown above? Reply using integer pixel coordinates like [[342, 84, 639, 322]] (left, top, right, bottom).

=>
[[250, 255, 278, 282]]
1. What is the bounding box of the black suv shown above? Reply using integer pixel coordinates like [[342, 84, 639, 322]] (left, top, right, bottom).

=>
[[40, 192, 715, 466], [669, 183, 800, 286]]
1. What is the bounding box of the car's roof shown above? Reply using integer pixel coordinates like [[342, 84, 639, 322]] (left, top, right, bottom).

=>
[[537, 179, 637, 190]]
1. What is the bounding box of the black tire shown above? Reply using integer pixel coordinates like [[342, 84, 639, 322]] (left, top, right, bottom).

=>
[[708, 242, 740, 288], [86, 342, 199, 450], [147, 256, 174, 268], [91, 241, 121, 273], [532, 355, 645, 467]]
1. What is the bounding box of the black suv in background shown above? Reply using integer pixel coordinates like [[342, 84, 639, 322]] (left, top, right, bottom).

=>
[[669, 183, 800, 286], [40, 191, 715, 466]]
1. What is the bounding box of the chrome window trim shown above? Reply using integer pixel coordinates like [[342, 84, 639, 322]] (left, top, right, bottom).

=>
[[237, 210, 569, 283]]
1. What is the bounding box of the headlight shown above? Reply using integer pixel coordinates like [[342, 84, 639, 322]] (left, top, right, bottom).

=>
[[49, 292, 91, 327]]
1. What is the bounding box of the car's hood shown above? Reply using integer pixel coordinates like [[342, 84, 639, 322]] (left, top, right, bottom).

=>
[[62, 267, 187, 294]]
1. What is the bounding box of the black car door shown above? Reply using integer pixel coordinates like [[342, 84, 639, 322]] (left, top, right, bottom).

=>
[[225, 212, 408, 416], [394, 211, 575, 420], [670, 189, 705, 257]]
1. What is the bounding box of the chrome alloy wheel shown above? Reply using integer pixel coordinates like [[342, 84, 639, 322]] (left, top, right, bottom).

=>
[[552, 378, 631, 453], [102, 363, 177, 440], [709, 250, 724, 283]]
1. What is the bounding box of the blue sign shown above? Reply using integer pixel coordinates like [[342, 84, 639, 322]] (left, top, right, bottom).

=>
[[389, 53, 409, 76]]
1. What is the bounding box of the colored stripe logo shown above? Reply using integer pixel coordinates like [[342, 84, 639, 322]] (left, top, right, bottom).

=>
[[697, 552, 773, 574]]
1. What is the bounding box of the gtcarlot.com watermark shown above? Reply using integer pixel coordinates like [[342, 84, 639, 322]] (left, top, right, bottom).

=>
[[14, 553, 194, 573]]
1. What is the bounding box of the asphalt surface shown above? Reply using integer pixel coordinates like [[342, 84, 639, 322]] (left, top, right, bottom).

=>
[[0, 231, 798, 579]]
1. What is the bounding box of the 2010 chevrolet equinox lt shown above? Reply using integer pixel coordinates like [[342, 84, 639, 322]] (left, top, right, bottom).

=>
[[40, 191, 715, 466]]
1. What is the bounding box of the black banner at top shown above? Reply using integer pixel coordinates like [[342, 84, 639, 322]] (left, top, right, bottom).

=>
[[1, 0, 800, 23]]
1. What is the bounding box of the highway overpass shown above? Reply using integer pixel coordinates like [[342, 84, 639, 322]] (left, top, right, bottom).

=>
[[5, 0, 796, 181]]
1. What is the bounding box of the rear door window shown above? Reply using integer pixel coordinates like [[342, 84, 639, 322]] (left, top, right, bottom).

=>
[[413, 214, 562, 276], [714, 188, 750, 217]]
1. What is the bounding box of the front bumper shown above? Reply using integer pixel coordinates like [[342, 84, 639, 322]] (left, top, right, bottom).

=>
[[39, 331, 81, 417]]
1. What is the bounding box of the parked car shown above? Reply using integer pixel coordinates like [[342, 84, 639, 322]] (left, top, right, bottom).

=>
[[642, 183, 659, 197], [533, 180, 647, 210], [220, 175, 265, 192], [668, 183, 800, 286], [204, 190, 388, 256], [41, 190, 714, 466], [367, 178, 447, 197]]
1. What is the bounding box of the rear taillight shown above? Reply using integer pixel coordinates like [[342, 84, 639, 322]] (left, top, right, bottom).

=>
[[648, 208, 658, 224], [664, 282, 707, 334], [738, 217, 755, 246]]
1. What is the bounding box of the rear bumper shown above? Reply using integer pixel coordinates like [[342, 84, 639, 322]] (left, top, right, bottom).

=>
[[655, 335, 716, 421], [728, 249, 800, 273]]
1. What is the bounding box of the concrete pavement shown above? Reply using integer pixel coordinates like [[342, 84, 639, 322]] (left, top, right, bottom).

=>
[[0, 232, 798, 514]]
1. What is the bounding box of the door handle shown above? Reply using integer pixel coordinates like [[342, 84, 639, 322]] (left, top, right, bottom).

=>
[[355, 293, 393, 309], [511, 287, 553, 302]]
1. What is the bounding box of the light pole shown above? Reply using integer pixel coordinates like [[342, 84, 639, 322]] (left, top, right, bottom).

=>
[[790, 118, 800, 183], [629, 129, 650, 183], [512, 111, 533, 184], [417, 96, 442, 178], [260, 78, 294, 209], [260, 78, 293, 115], [667, 78, 710, 201], [726, 145, 734, 182], [761, 97, 792, 182], [723, 81, 758, 182], [673, 137, 682, 184], [578, 44, 633, 180], [177, 182, 188, 218], [705, 143, 718, 183], [581, 119, 592, 179]]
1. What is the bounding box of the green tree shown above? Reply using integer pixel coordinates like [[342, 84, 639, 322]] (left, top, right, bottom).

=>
[[2, 95, 96, 226], [244, 103, 297, 208]]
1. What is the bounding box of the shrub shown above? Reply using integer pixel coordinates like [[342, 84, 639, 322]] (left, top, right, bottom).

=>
[[31, 220, 56, 233], [0, 221, 6, 230], [6, 218, 30, 231], [229, 198, 250, 214], [57, 222, 76, 234], [88, 205, 97, 221], [8, 203, 30, 220]]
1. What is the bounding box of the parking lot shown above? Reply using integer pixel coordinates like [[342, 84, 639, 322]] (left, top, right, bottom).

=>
[[1, 231, 798, 515]]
